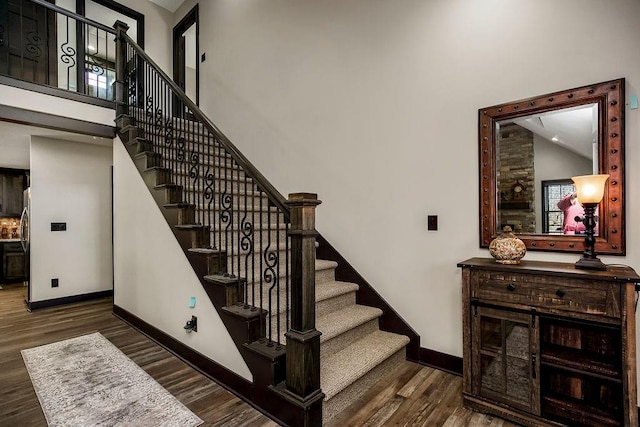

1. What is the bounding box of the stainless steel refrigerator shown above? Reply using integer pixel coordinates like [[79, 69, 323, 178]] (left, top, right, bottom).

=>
[[20, 187, 30, 302]]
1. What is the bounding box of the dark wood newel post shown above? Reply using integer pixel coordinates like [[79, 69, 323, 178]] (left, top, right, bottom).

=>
[[282, 193, 324, 426], [113, 20, 129, 117]]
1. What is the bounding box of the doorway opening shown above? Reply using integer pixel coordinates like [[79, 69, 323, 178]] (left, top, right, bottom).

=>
[[173, 5, 199, 116]]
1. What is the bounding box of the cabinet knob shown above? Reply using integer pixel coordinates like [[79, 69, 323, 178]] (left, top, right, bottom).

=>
[[507, 283, 516, 292], [556, 289, 565, 298]]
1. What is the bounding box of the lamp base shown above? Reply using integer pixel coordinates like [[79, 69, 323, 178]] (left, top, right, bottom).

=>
[[575, 257, 607, 271]]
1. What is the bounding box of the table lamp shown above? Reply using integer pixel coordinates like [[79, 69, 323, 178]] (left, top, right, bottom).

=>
[[571, 174, 609, 270]]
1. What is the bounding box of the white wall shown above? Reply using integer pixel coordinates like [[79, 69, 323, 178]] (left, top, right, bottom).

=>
[[29, 136, 113, 302], [112, 139, 251, 380], [533, 134, 593, 233], [171, 0, 640, 364]]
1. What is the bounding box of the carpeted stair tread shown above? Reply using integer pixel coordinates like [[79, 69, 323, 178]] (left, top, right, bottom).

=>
[[315, 259, 338, 271], [317, 305, 382, 343], [321, 330, 410, 401], [257, 281, 358, 322], [316, 281, 359, 303]]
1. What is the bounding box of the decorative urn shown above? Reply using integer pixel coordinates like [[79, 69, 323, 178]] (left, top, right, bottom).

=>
[[489, 226, 526, 264]]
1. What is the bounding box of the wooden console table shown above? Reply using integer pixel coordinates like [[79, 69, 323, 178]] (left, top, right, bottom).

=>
[[458, 257, 639, 427]]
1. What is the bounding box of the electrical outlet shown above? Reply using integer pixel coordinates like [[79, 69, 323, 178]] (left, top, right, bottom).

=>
[[51, 278, 59, 288], [51, 222, 67, 231]]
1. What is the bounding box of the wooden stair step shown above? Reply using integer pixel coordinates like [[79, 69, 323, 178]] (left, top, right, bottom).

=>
[[317, 299, 378, 343], [321, 330, 410, 401], [315, 281, 359, 318]]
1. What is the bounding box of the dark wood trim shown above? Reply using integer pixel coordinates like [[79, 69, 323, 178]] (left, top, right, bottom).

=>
[[112, 305, 253, 396], [173, 5, 199, 106], [0, 75, 115, 109], [315, 235, 421, 361], [0, 167, 27, 176], [0, 104, 116, 138], [75, 0, 87, 96], [112, 304, 294, 426], [28, 289, 113, 310], [418, 348, 463, 377]]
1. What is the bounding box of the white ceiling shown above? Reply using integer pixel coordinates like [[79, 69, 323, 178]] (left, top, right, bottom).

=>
[[149, 0, 185, 13]]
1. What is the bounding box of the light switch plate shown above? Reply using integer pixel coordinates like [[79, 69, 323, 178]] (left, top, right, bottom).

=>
[[630, 95, 638, 110], [427, 215, 438, 231], [189, 296, 196, 308]]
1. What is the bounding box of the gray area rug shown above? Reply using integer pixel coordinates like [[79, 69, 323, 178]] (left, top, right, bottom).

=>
[[21, 332, 203, 427]]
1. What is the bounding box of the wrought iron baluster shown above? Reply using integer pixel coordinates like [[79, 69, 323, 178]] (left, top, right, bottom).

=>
[[189, 118, 199, 213], [163, 82, 168, 171], [87, 25, 105, 99], [60, 16, 76, 92], [164, 86, 173, 185], [216, 139, 222, 253], [229, 161, 241, 277], [144, 62, 149, 153], [275, 210, 281, 347], [150, 65, 155, 157], [155, 75, 162, 165], [177, 130, 185, 211], [285, 218, 290, 333], [258, 188, 264, 337], [240, 173, 253, 307], [204, 131, 214, 242], [222, 154, 233, 275], [197, 114, 202, 226], [193, 111, 199, 225], [264, 207, 277, 345], [105, 28, 110, 100]]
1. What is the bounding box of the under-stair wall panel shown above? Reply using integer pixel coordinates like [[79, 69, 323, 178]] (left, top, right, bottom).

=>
[[113, 138, 252, 381]]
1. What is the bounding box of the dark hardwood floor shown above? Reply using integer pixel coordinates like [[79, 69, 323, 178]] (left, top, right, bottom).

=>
[[0, 283, 517, 426], [327, 362, 519, 427], [0, 284, 277, 427]]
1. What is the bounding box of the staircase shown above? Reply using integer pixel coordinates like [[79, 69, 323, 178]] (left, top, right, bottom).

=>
[[113, 24, 412, 425]]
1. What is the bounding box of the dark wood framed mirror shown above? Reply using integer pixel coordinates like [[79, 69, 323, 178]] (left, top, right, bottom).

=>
[[479, 78, 625, 254]]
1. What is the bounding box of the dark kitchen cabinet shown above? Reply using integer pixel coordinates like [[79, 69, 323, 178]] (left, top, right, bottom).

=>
[[0, 169, 27, 216], [1, 242, 26, 282]]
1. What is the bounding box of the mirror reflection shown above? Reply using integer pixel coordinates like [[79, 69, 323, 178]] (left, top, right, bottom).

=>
[[496, 104, 598, 235]]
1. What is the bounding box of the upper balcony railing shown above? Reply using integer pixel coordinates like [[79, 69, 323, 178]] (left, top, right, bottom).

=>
[[0, 0, 117, 105]]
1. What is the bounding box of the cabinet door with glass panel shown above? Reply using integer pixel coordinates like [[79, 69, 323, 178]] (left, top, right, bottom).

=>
[[471, 305, 540, 414]]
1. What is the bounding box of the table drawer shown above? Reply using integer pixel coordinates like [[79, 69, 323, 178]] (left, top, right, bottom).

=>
[[472, 271, 621, 318]]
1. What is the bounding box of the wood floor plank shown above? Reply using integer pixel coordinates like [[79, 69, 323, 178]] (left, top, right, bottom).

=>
[[0, 284, 275, 426], [330, 357, 521, 427], [1, 283, 521, 426]]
